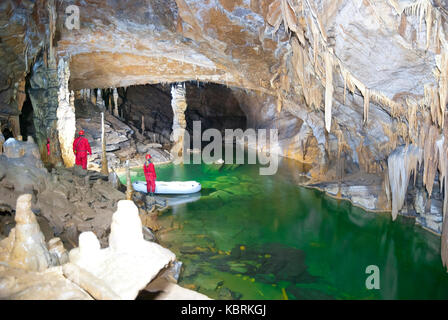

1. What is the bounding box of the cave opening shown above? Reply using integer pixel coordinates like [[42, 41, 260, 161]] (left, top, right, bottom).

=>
[[19, 90, 35, 142], [119, 81, 248, 148]]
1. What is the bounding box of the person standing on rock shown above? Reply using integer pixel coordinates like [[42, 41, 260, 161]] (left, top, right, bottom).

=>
[[73, 130, 92, 170], [143, 154, 157, 196], [46, 138, 50, 156]]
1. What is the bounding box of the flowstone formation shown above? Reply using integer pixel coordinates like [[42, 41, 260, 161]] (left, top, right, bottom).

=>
[[0, 193, 208, 300], [66, 200, 176, 300]]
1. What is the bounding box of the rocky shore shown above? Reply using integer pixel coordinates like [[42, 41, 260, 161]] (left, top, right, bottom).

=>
[[0, 137, 209, 300]]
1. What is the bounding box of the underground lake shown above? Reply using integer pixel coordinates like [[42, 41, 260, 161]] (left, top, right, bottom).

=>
[[122, 157, 448, 300]]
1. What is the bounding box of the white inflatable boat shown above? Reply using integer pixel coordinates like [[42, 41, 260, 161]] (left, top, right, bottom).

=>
[[132, 180, 202, 194]]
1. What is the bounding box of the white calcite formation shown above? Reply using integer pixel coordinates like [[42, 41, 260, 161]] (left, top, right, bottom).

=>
[[387, 145, 423, 220], [0, 194, 187, 299], [0, 194, 92, 299], [57, 58, 76, 167], [0, 194, 52, 272], [68, 200, 176, 300], [2, 137, 40, 160]]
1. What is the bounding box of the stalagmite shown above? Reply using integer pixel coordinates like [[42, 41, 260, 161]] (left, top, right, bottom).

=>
[[100, 112, 109, 176], [388, 145, 422, 220], [141, 115, 145, 133], [324, 50, 333, 133], [6, 194, 52, 272], [56, 59, 76, 167], [125, 160, 133, 200]]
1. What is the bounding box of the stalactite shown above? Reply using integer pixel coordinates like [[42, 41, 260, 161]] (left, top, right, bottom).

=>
[[276, 92, 283, 113], [324, 50, 333, 133], [424, 84, 442, 127], [401, 0, 439, 50], [363, 88, 370, 124], [311, 18, 319, 67], [343, 69, 347, 104], [388, 145, 422, 220], [406, 97, 419, 144], [96, 89, 104, 109], [291, 37, 322, 111], [423, 124, 440, 197], [90, 89, 96, 105], [47, 0, 57, 67], [113, 88, 119, 117], [109, 92, 113, 114], [384, 169, 391, 206], [439, 51, 448, 127], [101, 112, 109, 176], [266, 0, 299, 35], [440, 120, 448, 271]]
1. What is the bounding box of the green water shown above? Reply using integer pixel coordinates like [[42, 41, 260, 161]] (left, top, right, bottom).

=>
[[124, 159, 448, 300]]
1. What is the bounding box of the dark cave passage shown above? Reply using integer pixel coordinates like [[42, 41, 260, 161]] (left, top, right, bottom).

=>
[[119, 82, 248, 146], [1, 127, 13, 140], [19, 92, 35, 141]]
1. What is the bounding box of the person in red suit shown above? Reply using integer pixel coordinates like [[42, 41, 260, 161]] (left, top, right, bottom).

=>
[[143, 153, 157, 196], [46, 138, 50, 156], [73, 130, 92, 170]]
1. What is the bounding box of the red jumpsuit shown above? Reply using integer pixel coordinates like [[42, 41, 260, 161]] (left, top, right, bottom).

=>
[[143, 162, 157, 193], [73, 136, 92, 170]]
